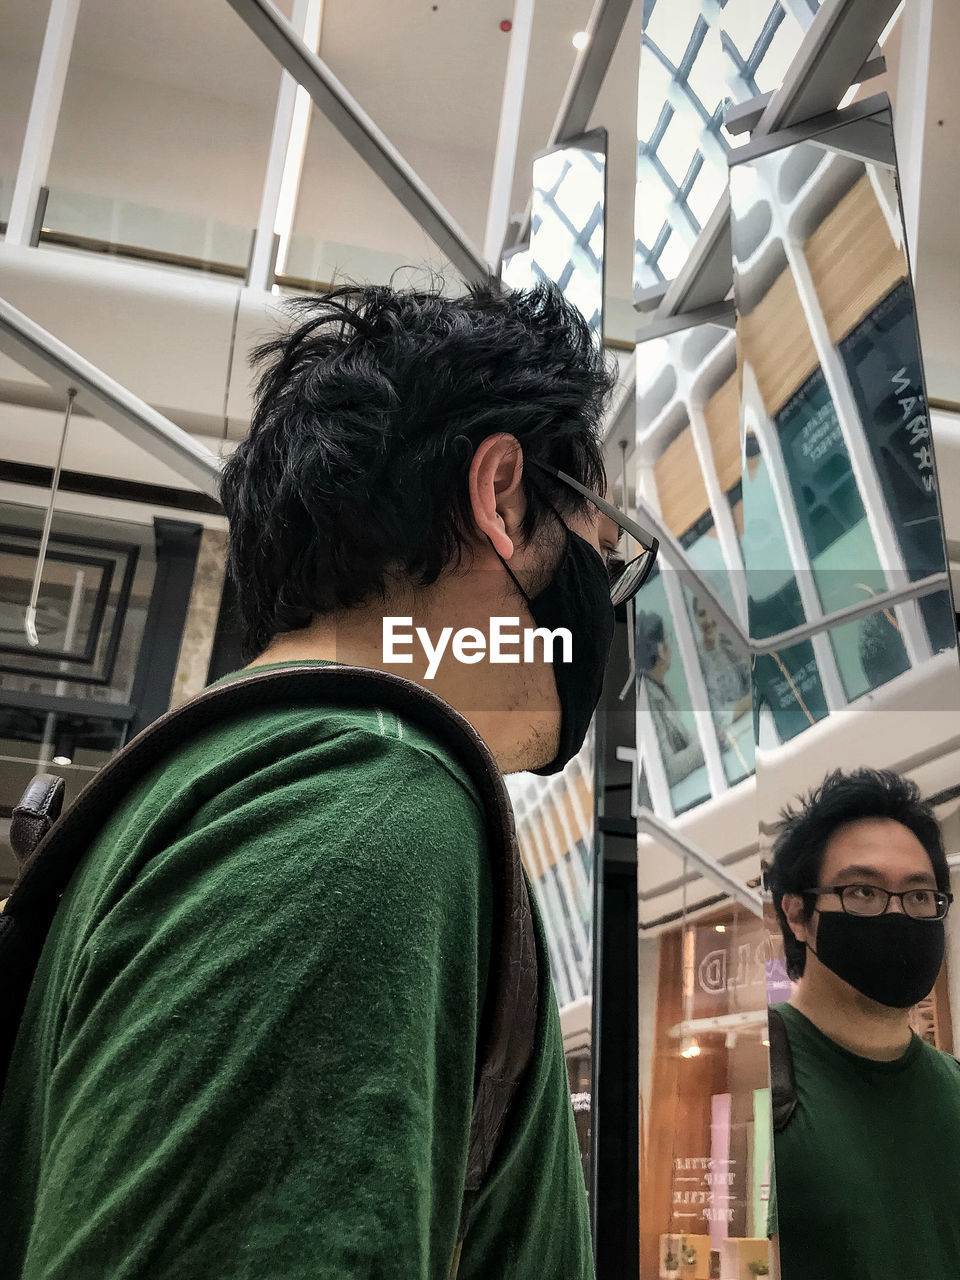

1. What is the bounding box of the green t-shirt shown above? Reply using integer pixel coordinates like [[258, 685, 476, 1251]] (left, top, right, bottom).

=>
[[771, 1001, 960, 1278], [0, 663, 593, 1279]]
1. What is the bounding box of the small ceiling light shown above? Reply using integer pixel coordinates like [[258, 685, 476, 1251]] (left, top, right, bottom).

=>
[[762, 1038, 771, 1048], [715, 924, 726, 933], [680, 1037, 701, 1059], [52, 754, 72, 767], [53, 730, 74, 767], [572, 30, 590, 50]]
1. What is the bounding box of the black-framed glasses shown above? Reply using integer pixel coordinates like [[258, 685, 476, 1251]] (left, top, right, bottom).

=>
[[802, 884, 953, 921], [528, 460, 660, 606]]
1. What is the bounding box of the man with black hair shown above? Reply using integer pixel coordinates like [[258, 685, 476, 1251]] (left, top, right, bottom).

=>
[[766, 767, 960, 1279], [0, 283, 658, 1279]]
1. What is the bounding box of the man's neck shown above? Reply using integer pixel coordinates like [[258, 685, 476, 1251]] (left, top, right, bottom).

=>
[[789, 965, 913, 1061], [246, 592, 560, 774]]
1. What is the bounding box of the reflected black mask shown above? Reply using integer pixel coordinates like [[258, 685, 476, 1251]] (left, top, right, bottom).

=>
[[498, 527, 615, 776], [811, 910, 945, 1009]]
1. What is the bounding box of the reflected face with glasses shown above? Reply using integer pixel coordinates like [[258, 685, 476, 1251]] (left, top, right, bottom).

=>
[[781, 810, 952, 1020]]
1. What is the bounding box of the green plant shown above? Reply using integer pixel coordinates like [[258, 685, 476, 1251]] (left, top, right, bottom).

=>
[[665, 1251, 680, 1272], [681, 1246, 697, 1265], [748, 1263, 770, 1276]]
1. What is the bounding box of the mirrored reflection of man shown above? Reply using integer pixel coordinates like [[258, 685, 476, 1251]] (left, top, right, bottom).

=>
[[766, 768, 960, 1279], [691, 595, 751, 726], [635, 611, 704, 786]]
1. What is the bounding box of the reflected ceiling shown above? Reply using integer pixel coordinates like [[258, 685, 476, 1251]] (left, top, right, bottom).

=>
[[635, 0, 819, 291]]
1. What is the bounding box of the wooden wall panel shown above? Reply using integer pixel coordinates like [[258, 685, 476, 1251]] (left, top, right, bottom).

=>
[[804, 173, 908, 347], [737, 268, 819, 418], [654, 427, 711, 539], [702, 373, 741, 495]]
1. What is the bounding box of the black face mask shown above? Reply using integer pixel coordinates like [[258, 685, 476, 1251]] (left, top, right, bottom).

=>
[[810, 910, 945, 1009], [499, 526, 615, 776]]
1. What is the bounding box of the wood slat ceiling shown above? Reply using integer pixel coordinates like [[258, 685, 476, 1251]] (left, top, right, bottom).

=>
[[804, 172, 908, 347], [653, 425, 711, 539], [702, 372, 741, 495]]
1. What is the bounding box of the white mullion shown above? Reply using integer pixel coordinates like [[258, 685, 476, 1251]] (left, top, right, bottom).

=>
[[6, 0, 82, 245], [742, 361, 848, 712]]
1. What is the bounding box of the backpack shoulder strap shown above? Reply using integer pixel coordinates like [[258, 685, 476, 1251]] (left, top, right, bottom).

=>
[[767, 1005, 798, 1132], [1, 665, 539, 1246]]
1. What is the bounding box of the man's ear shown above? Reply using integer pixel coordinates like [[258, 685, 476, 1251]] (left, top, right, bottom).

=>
[[781, 893, 812, 945], [467, 434, 527, 560]]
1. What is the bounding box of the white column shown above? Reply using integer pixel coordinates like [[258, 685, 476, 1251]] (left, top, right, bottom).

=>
[[894, 0, 933, 268], [247, 0, 324, 290], [6, 0, 82, 246], [483, 0, 536, 267]]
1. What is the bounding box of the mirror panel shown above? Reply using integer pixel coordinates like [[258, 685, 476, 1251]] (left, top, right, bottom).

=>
[[732, 103, 960, 1277]]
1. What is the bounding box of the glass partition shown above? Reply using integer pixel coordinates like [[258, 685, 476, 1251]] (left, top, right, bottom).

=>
[[42, 0, 286, 274]]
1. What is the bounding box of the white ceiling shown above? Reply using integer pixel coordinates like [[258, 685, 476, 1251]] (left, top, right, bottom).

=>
[[0, 0, 958, 353]]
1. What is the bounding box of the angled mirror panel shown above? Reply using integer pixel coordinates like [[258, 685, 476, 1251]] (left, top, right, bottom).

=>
[[634, 321, 753, 822], [733, 103, 960, 1279], [501, 129, 607, 343], [634, 317, 770, 1279]]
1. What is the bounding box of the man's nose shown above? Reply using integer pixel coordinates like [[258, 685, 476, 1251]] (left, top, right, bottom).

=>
[[883, 894, 907, 915]]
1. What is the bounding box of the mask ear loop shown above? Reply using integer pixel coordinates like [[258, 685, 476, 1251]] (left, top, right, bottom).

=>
[[490, 482, 570, 607]]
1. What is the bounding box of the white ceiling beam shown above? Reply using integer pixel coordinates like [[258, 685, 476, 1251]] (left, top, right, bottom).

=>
[[248, 0, 324, 290], [0, 298, 223, 499], [223, 0, 492, 284], [6, 0, 81, 246], [484, 0, 536, 268]]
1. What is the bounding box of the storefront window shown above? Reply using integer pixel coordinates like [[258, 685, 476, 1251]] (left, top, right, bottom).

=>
[[639, 899, 777, 1279]]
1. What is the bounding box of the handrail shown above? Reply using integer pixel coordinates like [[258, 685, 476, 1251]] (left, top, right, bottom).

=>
[[751, 572, 950, 654]]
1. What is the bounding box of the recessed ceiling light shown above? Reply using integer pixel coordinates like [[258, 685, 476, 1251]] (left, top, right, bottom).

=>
[[52, 754, 72, 766], [572, 30, 589, 51]]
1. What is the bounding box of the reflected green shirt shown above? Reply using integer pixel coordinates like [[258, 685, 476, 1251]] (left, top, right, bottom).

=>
[[771, 1001, 960, 1278], [0, 664, 593, 1279]]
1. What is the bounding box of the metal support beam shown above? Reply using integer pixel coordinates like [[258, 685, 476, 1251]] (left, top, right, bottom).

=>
[[0, 299, 223, 499], [223, 0, 492, 284], [727, 93, 895, 169], [633, 299, 735, 343], [6, 0, 81, 246], [506, 0, 634, 252], [248, 0, 322, 290], [636, 809, 764, 916], [484, 0, 536, 267], [723, 47, 885, 137], [646, 0, 903, 322]]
